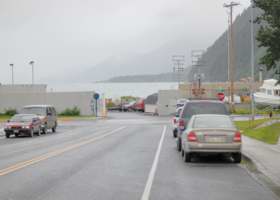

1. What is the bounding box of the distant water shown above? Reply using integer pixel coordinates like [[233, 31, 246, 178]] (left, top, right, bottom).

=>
[[47, 82, 179, 99]]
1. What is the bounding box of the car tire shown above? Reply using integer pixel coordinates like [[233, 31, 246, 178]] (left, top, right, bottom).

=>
[[52, 122, 57, 133], [5, 133, 10, 138], [232, 153, 242, 163], [15, 133, 19, 138], [183, 151, 191, 163], [30, 129, 34, 137], [173, 129, 177, 138], [177, 138, 182, 152], [37, 129, 41, 136]]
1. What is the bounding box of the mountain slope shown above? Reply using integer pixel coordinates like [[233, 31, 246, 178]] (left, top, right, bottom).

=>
[[187, 8, 270, 82]]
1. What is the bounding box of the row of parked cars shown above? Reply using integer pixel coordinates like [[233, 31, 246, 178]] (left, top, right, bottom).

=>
[[4, 105, 58, 138], [172, 99, 242, 163]]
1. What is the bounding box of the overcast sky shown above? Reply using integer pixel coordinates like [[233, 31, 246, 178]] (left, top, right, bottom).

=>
[[0, 0, 251, 84]]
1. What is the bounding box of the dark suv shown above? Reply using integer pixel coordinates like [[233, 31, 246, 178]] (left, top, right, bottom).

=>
[[176, 100, 229, 151]]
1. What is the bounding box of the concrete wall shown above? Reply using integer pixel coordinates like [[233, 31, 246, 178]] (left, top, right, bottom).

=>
[[145, 104, 157, 114], [0, 84, 95, 115], [157, 90, 186, 116], [46, 92, 94, 115]]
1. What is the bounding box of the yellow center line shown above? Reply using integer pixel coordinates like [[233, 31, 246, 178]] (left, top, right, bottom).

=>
[[0, 126, 126, 176]]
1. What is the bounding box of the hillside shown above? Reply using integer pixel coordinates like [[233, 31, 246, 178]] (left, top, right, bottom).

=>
[[187, 7, 271, 82]]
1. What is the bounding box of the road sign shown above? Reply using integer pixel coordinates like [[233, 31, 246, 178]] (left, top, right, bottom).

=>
[[217, 92, 225, 101], [94, 93, 100, 100]]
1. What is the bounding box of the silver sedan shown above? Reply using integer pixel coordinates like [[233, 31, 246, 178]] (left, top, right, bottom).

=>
[[181, 114, 242, 163]]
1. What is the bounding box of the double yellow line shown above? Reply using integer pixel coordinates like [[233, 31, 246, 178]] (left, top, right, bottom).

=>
[[0, 126, 126, 176]]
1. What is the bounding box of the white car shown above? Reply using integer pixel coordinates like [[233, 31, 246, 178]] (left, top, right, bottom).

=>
[[172, 107, 183, 138]]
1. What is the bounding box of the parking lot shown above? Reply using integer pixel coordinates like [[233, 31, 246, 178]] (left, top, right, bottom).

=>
[[0, 112, 277, 200]]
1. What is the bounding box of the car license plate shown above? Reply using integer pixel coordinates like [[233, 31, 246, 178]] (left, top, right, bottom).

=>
[[14, 130, 19, 133], [205, 136, 226, 143]]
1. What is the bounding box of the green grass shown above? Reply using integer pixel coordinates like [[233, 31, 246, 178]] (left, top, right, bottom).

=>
[[233, 108, 280, 115], [0, 115, 96, 122], [235, 118, 280, 144], [58, 116, 96, 121], [0, 115, 10, 122]]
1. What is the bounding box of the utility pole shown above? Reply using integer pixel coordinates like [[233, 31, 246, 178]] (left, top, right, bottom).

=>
[[172, 55, 185, 88], [29, 61, 35, 85], [224, 1, 239, 111], [191, 50, 205, 98], [9, 63, 14, 85], [250, 0, 255, 121]]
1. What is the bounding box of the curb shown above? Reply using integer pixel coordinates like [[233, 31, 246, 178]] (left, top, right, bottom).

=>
[[242, 153, 280, 199]]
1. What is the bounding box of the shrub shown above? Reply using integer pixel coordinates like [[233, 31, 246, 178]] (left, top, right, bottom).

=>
[[4, 108, 17, 116], [59, 106, 80, 116]]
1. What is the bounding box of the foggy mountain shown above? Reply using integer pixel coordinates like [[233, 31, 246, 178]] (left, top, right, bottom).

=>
[[187, 7, 272, 82]]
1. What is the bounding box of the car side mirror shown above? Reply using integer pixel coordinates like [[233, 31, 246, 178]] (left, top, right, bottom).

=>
[[176, 114, 179, 117]]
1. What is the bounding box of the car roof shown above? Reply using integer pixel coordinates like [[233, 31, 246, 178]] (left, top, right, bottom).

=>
[[23, 105, 54, 108]]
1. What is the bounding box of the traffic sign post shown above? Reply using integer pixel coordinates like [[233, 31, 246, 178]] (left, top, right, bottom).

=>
[[93, 93, 100, 117]]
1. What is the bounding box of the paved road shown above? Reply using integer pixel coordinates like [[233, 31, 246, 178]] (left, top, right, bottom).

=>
[[0, 113, 277, 200]]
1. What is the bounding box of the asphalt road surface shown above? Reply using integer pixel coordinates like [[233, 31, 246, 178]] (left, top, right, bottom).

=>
[[0, 113, 277, 200]]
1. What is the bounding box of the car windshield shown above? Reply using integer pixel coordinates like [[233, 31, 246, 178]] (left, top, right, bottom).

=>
[[193, 115, 234, 129], [21, 107, 46, 115], [182, 102, 228, 120], [10, 115, 34, 122]]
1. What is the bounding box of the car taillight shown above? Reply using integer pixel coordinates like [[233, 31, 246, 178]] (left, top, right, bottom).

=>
[[179, 119, 185, 130], [187, 131, 197, 142], [234, 131, 242, 142]]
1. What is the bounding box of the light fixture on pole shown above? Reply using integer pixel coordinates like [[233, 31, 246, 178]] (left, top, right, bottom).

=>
[[9, 63, 14, 85], [29, 61, 35, 85]]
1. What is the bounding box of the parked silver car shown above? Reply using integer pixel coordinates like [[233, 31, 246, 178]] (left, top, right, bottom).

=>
[[20, 105, 57, 133], [181, 114, 242, 163]]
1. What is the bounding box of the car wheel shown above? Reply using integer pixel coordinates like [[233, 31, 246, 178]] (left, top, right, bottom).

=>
[[173, 129, 177, 138], [30, 129, 34, 137], [232, 153, 242, 163], [15, 133, 19, 138], [5, 133, 10, 138], [177, 138, 182, 152], [37, 128, 41, 136], [52, 126, 56, 133], [183, 151, 191, 163]]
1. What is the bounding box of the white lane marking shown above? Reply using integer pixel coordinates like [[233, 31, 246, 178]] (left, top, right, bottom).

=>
[[141, 125, 167, 200]]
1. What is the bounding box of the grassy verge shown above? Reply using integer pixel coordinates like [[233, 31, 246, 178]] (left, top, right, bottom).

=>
[[233, 108, 280, 115], [58, 116, 96, 121], [235, 118, 280, 144], [0, 115, 10, 122], [0, 115, 96, 123]]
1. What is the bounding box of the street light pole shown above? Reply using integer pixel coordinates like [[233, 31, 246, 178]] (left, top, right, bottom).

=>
[[9, 63, 14, 85], [250, 0, 255, 120], [224, 2, 239, 111], [29, 61, 34, 85]]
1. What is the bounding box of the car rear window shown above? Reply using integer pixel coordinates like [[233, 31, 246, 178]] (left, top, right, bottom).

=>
[[20, 107, 46, 115], [193, 115, 234, 129], [182, 102, 228, 120]]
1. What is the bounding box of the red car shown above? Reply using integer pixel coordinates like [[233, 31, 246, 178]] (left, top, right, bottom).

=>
[[4, 114, 42, 138], [134, 99, 145, 112]]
